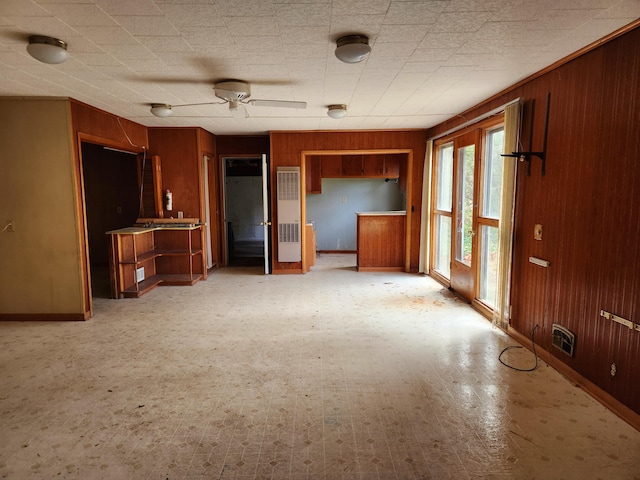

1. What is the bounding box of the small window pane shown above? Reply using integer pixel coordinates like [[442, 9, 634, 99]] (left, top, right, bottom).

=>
[[481, 127, 504, 219], [436, 143, 453, 212], [434, 214, 451, 278], [479, 225, 499, 308], [455, 145, 474, 266]]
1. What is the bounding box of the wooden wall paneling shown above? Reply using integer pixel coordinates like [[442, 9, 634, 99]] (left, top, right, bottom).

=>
[[487, 26, 640, 418], [71, 99, 150, 318], [71, 100, 148, 150], [270, 130, 426, 273], [215, 135, 269, 156], [148, 128, 201, 220]]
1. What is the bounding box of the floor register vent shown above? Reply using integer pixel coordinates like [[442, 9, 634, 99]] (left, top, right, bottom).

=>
[[552, 324, 575, 357]]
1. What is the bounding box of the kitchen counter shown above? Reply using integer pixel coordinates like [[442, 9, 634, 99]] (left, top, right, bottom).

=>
[[106, 224, 201, 235], [356, 210, 406, 216], [356, 211, 406, 272]]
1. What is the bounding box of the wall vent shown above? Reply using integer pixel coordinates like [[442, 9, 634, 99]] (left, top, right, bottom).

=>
[[276, 167, 301, 262], [552, 324, 575, 357]]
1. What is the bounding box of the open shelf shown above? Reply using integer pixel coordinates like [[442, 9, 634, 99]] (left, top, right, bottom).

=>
[[108, 226, 204, 298]]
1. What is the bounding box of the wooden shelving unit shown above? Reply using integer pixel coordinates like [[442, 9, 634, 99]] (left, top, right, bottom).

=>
[[108, 225, 203, 298]]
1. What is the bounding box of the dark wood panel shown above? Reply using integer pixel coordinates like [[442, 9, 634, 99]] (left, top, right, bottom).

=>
[[71, 99, 148, 149], [305, 155, 322, 193], [363, 154, 385, 176], [215, 135, 269, 156], [342, 154, 363, 176], [320, 155, 342, 177], [148, 128, 201, 220]]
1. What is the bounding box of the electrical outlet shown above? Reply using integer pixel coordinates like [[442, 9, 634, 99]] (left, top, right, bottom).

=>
[[534, 224, 543, 240], [610, 362, 617, 377]]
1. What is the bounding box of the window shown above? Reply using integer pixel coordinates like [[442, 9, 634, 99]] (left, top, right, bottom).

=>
[[433, 143, 453, 278], [477, 126, 504, 309]]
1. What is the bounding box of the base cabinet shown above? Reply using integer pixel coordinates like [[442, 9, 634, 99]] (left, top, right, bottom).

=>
[[108, 226, 203, 298], [356, 212, 406, 271]]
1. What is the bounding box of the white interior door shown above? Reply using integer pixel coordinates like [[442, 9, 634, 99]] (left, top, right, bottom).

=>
[[261, 154, 270, 274], [202, 155, 213, 270]]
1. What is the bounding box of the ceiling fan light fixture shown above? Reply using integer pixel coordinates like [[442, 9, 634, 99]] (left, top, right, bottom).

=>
[[327, 104, 347, 119], [335, 34, 371, 64], [150, 103, 173, 117], [27, 35, 68, 64]]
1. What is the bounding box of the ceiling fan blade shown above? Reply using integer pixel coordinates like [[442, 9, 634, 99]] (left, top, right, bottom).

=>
[[248, 99, 307, 109]]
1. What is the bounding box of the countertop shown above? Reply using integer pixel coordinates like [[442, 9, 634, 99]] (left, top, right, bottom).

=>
[[355, 211, 406, 216], [106, 224, 201, 235]]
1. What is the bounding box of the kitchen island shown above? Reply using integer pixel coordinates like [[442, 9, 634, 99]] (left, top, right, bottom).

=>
[[356, 211, 406, 272]]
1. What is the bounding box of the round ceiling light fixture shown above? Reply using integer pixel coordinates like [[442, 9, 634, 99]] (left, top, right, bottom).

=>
[[335, 34, 371, 63], [27, 35, 69, 64], [150, 103, 173, 117], [327, 104, 347, 119]]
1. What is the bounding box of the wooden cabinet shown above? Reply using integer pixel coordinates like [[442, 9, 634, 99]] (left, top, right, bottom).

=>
[[305, 155, 322, 193], [304, 223, 316, 272], [320, 156, 343, 177], [356, 212, 406, 271], [383, 154, 401, 177], [342, 155, 363, 176], [363, 154, 385, 176], [319, 154, 403, 179], [108, 225, 204, 298]]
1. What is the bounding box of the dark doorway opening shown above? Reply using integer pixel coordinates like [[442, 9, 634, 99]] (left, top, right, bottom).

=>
[[224, 157, 264, 267], [82, 142, 140, 297]]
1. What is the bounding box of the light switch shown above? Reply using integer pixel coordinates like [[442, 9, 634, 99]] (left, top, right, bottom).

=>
[[534, 224, 543, 240]]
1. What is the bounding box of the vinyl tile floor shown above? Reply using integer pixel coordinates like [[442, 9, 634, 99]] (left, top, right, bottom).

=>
[[1, 254, 639, 480]]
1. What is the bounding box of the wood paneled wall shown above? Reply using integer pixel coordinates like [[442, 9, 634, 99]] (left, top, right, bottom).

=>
[[215, 135, 269, 157], [70, 100, 148, 150], [148, 128, 203, 220], [70, 99, 150, 317], [427, 26, 640, 416], [270, 130, 427, 273]]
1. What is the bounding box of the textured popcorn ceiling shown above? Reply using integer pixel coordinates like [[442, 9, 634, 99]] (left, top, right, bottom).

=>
[[1, 0, 638, 134]]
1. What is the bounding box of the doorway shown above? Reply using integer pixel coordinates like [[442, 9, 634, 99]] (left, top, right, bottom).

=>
[[81, 142, 140, 297], [223, 157, 266, 267], [431, 119, 504, 309]]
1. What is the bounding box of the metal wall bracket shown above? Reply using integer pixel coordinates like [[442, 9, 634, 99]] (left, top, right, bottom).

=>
[[600, 310, 640, 332], [502, 92, 550, 176]]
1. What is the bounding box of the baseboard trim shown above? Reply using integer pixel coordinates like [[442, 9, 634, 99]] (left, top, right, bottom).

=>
[[507, 326, 640, 432], [272, 269, 303, 275], [0, 313, 87, 322], [356, 266, 404, 272], [317, 250, 356, 254]]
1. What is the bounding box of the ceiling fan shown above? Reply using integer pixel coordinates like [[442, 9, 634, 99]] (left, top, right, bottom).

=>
[[149, 80, 307, 117]]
